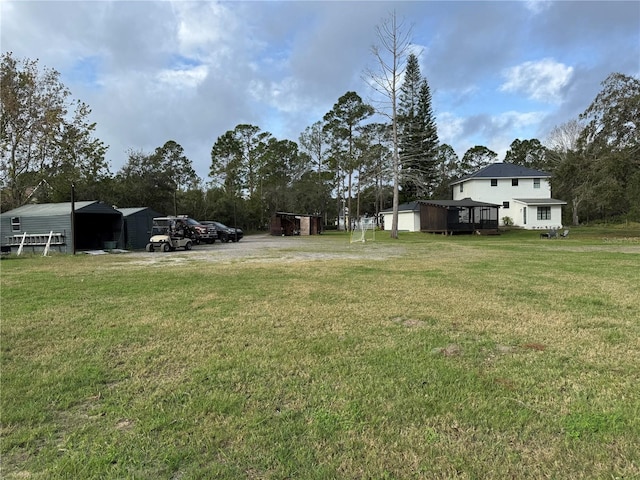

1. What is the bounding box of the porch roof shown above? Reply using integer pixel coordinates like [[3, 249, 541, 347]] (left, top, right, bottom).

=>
[[419, 198, 501, 208], [513, 198, 567, 206]]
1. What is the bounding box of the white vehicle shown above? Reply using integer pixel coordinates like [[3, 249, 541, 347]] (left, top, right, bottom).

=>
[[146, 217, 195, 252]]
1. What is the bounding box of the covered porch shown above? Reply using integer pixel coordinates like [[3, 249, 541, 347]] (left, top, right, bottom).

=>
[[419, 199, 501, 235]]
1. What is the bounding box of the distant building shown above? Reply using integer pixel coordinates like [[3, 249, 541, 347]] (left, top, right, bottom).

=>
[[380, 202, 421, 232], [271, 212, 322, 236], [450, 162, 566, 229]]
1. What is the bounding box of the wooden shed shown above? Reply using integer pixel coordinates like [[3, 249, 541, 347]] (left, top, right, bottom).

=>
[[116, 207, 164, 250], [270, 212, 322, 236], [419, 199, 501, 234], [0, 201, 123, 253]]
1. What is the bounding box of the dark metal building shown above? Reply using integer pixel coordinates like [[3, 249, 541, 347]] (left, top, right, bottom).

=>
[[0, 201, 122, 253], [116, 207, 164, 250]]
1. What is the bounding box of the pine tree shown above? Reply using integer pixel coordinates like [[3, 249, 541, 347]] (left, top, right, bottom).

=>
[[417, 79, 439, 197], [398, 53, 439, 202]]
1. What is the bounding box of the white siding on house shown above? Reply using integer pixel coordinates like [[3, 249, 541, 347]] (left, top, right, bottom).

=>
[[512, 201, 564, 230], [453, 178, 551, 212], [451, 164, 564, 229]]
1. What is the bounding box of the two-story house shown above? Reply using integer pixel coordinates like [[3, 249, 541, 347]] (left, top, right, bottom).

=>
[[450, 162, 566, 229]]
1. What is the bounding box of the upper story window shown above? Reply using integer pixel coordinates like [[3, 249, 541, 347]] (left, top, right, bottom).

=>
[[503, 201, 510, 209], [512, 178, 519, 186], [534, 178, 540, 188], [11, 217, 20, 231], [459, 183, 463, 193], [491, 179, 498, 186]]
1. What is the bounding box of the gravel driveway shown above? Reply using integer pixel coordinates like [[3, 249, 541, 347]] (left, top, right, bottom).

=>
[[125, 233, 403, 266]]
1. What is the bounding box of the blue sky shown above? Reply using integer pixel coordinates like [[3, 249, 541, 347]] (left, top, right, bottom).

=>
[[1, 0, 638, 180]]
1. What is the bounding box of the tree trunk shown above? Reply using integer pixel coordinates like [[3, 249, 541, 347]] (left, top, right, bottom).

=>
[[347, 172, 352, 232], [572, 196, 581, 226]]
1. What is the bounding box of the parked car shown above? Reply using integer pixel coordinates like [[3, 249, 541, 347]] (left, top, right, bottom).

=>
[[179, 215, 218, 244], [202, 221, 243, 242]]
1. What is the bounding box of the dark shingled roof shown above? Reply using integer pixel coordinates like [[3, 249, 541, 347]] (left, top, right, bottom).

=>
[[420, 198, 501, 208], [451, 162, 551, 185], [380, 201, 420, 213], [381, 199, 501, 213], [513, 198, 567, 205]]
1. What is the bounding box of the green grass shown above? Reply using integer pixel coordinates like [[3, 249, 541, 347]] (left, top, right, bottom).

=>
[[2, 227, 639, 479]]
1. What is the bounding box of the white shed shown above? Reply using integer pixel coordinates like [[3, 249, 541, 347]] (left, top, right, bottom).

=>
[[380, 202, 421, 232]]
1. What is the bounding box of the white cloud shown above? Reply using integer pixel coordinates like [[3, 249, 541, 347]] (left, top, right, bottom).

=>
[[437, 112, 465, 146], [500, 58, 574, 104], [437, 109, 547, 161], [172, 2, 235, 55], [1, 1, 636, 179], [157, 65, 208, 90], [249, 77, 305, 113], [524, 0, 553, 15], [494, 110, 547, 130]]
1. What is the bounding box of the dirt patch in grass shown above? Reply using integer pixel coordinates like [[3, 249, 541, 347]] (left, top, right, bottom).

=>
[[522, 342, 546, 351], [432, 344, 463, 356]]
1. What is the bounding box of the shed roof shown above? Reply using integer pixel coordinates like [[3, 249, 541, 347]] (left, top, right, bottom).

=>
[[274, 211, 322, 218], [2, 201, 120, 217], [117, 207, 147, 216], [513, 198, 567, 205], [380, 201, 420, 214], [450, 162, 551, 185], [117, 207, 164, 217]]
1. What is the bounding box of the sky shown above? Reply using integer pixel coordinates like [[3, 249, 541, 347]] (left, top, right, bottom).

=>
[[1, 0, 639, 180]]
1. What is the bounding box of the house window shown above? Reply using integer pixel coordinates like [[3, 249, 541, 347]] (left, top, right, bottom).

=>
[[537, 206, 551, 220], [11, 217, 20, 231], [512, 178, 519, 186], [491, 179, 498, 186], [503, 201, 510, 209], [459, 183, 463, 193], [534, 178, 540, 189]]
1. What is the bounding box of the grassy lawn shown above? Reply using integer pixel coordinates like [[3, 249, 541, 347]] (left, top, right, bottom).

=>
[[1, 226, 639, 479]]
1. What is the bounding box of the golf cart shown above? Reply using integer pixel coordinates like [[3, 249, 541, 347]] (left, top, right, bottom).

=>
[[146, 216, 196, 252]]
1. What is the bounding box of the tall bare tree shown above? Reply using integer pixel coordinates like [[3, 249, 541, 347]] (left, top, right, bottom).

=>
[[545, 119, 583, 154], [364, 11, 413, 238], [545, 120, 587, 226]]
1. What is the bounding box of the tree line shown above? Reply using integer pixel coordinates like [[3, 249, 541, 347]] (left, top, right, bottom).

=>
[[2, 49, 638, 231]]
